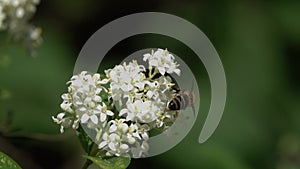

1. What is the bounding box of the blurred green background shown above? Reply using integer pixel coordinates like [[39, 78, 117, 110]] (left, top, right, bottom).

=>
[[1, 0, 300, 169]]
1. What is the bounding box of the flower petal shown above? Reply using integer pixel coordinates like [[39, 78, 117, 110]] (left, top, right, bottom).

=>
[[90, 115, 98, 124], [119, 109, 128, 117], [106, 110, 114, 116], [109, 124, 117, 132], [174, 68, 181, 75], [99, 141, 107, 149], [108, 142, 116, 151], [120, 144, 129, 151], [100, 113, 107, 122], [81, 114, 89, 123]]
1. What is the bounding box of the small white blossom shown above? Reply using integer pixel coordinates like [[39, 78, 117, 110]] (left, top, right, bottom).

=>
[[52, 112, 74, 133], [131, 141, 149, 158], [99, 119, 149, 157], [119, 100, 162, 123], [16, 7, 24, 18], [29, 26, 42, 42], [99, 102, 114, 122], [60, 93, 73, 112], [143, 48, 180, 76]]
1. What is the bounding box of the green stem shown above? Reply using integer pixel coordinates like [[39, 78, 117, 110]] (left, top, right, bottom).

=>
[[148, 67, 152, 78], [148, 68, 159, 79], [90, 143, 100, 157], [82, 143, 101, 169], [82, 159, 92, 169]]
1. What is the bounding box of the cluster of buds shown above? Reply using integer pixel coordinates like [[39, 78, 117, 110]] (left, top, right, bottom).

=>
[[53, 48, 181, 158]]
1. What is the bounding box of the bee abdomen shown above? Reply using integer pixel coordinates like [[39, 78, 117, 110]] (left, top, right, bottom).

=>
[[181, 93, 190, 109]]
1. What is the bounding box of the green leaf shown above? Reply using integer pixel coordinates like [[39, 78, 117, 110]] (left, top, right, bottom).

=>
[[76, 125, 93, 153], [83, 155, 131, 169], [0, 151, 22, 169]]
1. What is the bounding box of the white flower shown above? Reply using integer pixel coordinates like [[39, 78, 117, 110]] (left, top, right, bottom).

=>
[[67, 71, 109, 126], [99, 103, 114, 122], [131, 141, 149, 158], [60, 93, 73, 112], [81, 110, 99, 125], [119, 100, 161, 123], [16, 7, 24, 18], [154, 110, 178, 128], [99, 119, 131, 156], [52, 112, 77, 133], [151, 76, 175, 102], [143, 48, 180, 76], [98, 119, 150, 157], [29, 26, 42, 43], [52, 113, 65, 125], [105, 60, 146, 102]]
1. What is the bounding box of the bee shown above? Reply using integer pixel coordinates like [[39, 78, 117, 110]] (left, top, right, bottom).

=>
[[167, 86, 196, 116]]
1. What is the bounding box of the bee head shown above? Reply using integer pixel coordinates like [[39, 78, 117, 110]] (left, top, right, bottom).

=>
[[167, 100, 178, 110]]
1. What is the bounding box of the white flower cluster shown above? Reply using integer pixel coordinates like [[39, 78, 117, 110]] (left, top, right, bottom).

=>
[[143, 48, 180, 76], [0, 0, 41, 54], [105, 61, 145, 102], [53, 48, 181, 158], [52, 71, 110, 133], [99, 119, 149, 158]]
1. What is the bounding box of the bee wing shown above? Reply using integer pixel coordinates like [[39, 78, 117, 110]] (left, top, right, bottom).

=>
[[191, 81, 195, 91]]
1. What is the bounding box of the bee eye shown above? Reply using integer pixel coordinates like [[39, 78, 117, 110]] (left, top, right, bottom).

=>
[[168, 101, 176, 110]]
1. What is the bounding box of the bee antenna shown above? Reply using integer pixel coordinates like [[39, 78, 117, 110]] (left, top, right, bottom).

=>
[[190, 81, 196, 117]]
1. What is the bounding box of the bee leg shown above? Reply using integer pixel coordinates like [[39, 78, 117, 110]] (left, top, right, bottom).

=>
[[191, 104, 196, 117]]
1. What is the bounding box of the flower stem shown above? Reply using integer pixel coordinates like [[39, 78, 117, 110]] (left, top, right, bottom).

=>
[[149, 68, 159, 79], [148, 67, 152, 77], [81, 143, 101, 169], [82, 159, 92, 169]]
